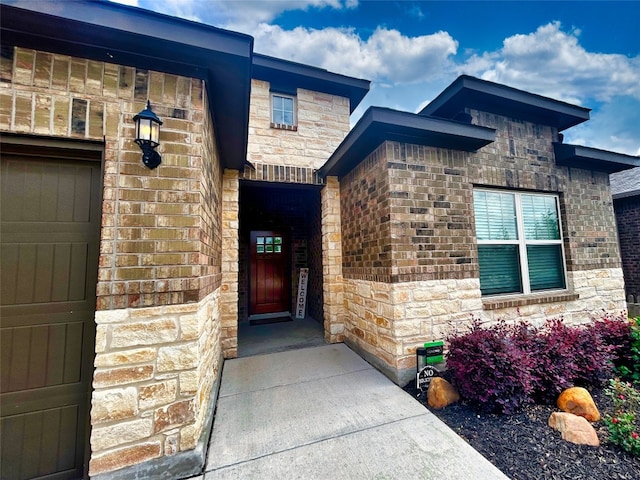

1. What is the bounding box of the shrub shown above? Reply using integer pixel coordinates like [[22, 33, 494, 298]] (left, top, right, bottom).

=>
[[446, 316, 618, 411], [446, 318, 535, 414], [589, 313, 633, 371], [616, 317, 640, 383], [529, 318, 581, 402], [603, 378, 640, 456], [565, 320, 613, 388]]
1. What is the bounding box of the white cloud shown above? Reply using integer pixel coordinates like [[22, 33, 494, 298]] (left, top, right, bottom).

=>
[[249, 24, 458, 84], [129, 0, 357, 30], [563, 96, 640, 156], [464, 22, 640, 104], [112, 2, 639, 155]]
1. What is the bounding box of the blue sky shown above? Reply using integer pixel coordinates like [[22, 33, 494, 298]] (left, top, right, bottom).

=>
[[112, 0, 639, 156]]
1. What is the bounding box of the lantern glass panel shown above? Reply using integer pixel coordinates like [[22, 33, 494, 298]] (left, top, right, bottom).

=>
[[150, 121, 160, 145], [138, 118, 152, 142]]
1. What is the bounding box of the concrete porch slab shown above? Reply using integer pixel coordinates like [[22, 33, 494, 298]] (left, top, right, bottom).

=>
[[208, 368, 427, 469], [219, 343, 370, 396], [205, 414, 507, 480], [204, 343, 508, 480]]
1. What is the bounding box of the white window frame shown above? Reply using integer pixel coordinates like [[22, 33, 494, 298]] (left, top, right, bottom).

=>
[[270, 93, 297, 128], [474, 188, 568, 296]]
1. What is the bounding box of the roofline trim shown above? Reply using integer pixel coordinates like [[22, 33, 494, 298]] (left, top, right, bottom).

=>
[[319, 107, 495, 177], [613, 189, 640, 200], [421, 75, 591, 131], [554, 142, 640, 174]]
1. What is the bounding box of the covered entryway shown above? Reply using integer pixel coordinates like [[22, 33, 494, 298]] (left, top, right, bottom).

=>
[[1, 139, 102, 480], [238, 181, 325, 355]]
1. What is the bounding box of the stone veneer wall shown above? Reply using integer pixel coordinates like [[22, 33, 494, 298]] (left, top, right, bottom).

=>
[[344, 268, 625, 386], [614, 195, 640, 296], [90, 291, 221, 476], [1, 46, 225, 476], [322, 177, 347, 342], [340, 111, 626, 385], [220, 170, 240, 358], [245, 79, 350, 172]]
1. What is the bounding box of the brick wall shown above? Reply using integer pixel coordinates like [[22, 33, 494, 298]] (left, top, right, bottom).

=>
[[614, 196, 640, 296], [340, 144, 392, 281], [1, 46, 226, 476], [1, 46, 220, 308], [339, 111, 626, 385], [469, 109, 620, 272], [340, 141, 478, 283]]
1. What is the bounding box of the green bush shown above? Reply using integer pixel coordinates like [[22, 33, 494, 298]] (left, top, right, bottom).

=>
[[616, 317, 640, 382], [603, 378, 640, 456]]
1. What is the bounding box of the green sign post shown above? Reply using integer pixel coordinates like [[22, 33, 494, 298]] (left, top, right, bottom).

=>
[[416, 340, 444, 392]]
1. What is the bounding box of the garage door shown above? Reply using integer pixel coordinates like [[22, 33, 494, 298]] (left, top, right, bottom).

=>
[[1, 142, 102, 480]]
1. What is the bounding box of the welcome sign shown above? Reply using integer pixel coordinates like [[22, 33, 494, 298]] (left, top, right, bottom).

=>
[[296, 268, 309, 319]]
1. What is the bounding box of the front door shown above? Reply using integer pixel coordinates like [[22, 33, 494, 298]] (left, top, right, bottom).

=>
[[1, 148, 101, 479], [249, 231, 288, 315]]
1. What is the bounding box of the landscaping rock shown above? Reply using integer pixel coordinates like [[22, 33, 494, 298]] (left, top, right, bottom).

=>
[[548, 411, 600, 446], [427, 377, 460, 409], [557, 387, 601, 422]]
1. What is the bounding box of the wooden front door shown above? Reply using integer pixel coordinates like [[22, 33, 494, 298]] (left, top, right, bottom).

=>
[[1, 148, 101, 480], [249, 231, 289, 315]]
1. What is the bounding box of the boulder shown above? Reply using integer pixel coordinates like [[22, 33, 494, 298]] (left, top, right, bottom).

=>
[[427, 377, 460, 409], [557, 387, 601, 422], [548, 411, 600, 446]]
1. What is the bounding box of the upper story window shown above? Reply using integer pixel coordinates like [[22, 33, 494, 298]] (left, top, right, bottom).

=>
[[473, 189, 567, 296], [271, 93, 297, 130]]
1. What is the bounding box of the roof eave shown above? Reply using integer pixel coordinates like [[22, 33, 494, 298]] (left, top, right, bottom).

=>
[[554, 143, 640, 174], [1, 1, 253, 170], [252, 54, 370, 113], [319, 108, 495, 178], [421, 75, 590, 131], [613, 189, 640, 200]]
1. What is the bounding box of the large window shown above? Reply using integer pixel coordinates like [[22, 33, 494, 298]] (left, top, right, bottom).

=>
[[271, 93, 296, 127], [473, 189, 567, 296]]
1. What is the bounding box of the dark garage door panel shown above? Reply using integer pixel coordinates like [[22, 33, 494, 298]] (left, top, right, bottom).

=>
[[1, 152, 101, 480]]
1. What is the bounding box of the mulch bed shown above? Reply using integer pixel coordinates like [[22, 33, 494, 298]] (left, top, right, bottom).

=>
[[402, 380, 640, 479]]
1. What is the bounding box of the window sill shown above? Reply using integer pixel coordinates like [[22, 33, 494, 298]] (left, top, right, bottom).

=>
[[271, 122, 297, 131], [482, 292, 579, 310]]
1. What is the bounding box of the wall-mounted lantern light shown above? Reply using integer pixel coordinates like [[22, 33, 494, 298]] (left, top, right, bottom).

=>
[[133, 100, 163, 169]]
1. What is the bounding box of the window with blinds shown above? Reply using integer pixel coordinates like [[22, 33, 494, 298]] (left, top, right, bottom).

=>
[[473, 189, 567, 296]]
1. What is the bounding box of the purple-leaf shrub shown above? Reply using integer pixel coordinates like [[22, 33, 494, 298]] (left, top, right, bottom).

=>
[[446, 319, 535, 414], [446, 315, 623, 412], [589, 313, 633, 370]]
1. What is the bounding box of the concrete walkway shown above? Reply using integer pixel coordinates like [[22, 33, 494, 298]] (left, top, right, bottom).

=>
[[200, 343, 509, 480]]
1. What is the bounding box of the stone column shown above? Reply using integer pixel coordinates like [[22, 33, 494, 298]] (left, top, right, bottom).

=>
[[321, 176, 345, 342], [220, 169, 240, 358]]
